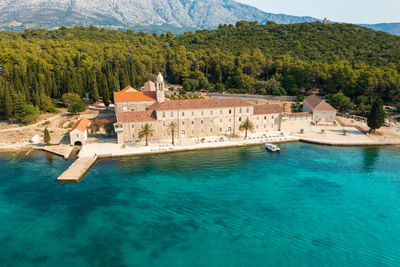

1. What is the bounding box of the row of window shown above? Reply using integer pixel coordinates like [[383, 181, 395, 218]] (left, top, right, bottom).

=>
[[161, 108, 251, 119]]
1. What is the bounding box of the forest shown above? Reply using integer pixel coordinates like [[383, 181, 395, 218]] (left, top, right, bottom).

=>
[[0, 21, 399, 122]]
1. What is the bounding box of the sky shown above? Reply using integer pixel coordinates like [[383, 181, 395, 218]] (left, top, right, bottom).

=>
[[236, 0, 400, 24]]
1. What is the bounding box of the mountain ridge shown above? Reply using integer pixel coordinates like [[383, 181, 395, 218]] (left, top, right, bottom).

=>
[[0, 0, 398, 35]]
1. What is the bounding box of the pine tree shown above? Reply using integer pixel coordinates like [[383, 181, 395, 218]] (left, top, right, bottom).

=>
[[367, 98, 385, 133]]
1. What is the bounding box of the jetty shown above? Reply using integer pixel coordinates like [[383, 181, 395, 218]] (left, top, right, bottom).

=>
[[33, 145, 74, 160], [57, 156, 97, 183]]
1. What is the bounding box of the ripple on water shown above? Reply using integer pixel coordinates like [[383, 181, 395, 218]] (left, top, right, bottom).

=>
[[0, 144, 400, 266]]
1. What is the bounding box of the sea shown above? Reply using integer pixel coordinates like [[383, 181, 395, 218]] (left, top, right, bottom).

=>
[[0, 143, 399, 266]]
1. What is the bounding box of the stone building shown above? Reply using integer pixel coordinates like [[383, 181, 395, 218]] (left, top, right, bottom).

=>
[[70, 118, 90, 146], [303, 94, 337, 122], [114, 73, 284, 144]]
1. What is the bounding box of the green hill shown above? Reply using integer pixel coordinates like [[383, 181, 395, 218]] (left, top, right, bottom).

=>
[[0, 22, 399, 121]]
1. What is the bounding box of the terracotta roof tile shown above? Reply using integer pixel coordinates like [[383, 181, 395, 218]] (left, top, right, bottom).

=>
[[114, 91, 156, 103], [117, 110, 157, 123], [142, 81, 156, 92], [149, 98, 251, 111], [71, 118, 90, 132], [253, 104, 283, 115], [286, 112, 312, 117], [304, 94, 336, 111], [120, 86, 138, 92]]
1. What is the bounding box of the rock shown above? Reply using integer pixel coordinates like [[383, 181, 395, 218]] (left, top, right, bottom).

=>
[[29, 134, 40, 144]]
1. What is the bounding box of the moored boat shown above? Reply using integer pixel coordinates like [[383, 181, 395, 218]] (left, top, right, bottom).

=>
[[265, 143, 280, 152]]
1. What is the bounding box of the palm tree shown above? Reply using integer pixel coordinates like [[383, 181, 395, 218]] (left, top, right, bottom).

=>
[[138, 123, 154, 146], [239, 118, 254, 138], [167, 121, 177, 145]]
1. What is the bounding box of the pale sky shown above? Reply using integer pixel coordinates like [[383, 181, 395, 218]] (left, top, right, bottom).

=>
[[237, 0, 400, 24]]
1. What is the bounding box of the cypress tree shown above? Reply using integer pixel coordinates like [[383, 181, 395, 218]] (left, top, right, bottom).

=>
[[3, 85, 13, 119], [89, 71, 99, 102], [367, 98, 385, 133], [44, 127, 51, 145], [14, 94, 27, 123]]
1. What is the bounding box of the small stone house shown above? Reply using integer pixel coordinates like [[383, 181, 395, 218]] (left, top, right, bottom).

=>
[[303, 94, 337, 122], [70, 118, 90, 146]]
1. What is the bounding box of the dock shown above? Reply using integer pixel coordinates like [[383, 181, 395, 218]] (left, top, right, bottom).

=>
[[57, 156, 97, 183], [33, 145, 74, 160]]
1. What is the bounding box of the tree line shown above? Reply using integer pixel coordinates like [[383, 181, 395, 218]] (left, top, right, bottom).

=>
[[0, 22, 399, 122]]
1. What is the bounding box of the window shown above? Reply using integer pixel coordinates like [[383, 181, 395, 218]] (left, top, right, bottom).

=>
[[264, 116, 267, 120], [192, 111, 194, 116], [229, 118, 231, 122], [181, 130, 186, 138], [201, 111, 204, 116], [257, 116, 259, 120], [229, 109, 232, 114], [220, 127, 222, 132], [220, 110, 223, 115], [131, 108, 135, 111], [210, 111, 213, 115], [132, 134, 135, 139], [201, 120, 204, 125], [246, 108, 249, 113], [131, 124, 135, 129], [182, 112, 185, 117], [162, 112, 165, 118], [162, 121, 165, 126], [239, 117, 242, 122], [171, 112, 173, 118], [220, 119, 222, 123], [272, 116, 274, 119], [201, 129, 204, 133], [264, 124, 266, 129], [182, 121, 185, 126], [240, 108, 243, 113], [211, 119, 213, 124], [192, 129, 194, 134], [192, 121, 194, 125], [76, 134, 79, 138], [163, 132, 166, 136], [210, 128, 213, 133]]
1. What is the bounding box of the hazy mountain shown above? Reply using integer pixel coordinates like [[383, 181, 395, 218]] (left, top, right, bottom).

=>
[[0, 0, 317, 31], [361, 23, 400, 36]]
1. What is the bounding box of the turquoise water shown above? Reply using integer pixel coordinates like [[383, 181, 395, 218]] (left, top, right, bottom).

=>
[[0, 143, 400, 266]]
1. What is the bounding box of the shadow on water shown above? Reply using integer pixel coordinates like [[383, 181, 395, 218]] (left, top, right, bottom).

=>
[[362, 147, 380, 172]]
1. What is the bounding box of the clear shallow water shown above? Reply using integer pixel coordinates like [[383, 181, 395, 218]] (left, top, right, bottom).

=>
[[0, 143, 400, 266]]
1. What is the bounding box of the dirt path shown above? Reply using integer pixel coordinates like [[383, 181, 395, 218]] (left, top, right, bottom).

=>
[[0, 113, 69, 133]]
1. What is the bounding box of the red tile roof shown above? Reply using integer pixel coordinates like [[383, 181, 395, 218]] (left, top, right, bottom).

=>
[[117, 110, 157, 123], [253, 104, 283, 115], [114, 91, 156, 103], [71, 118, 90, 132], [142, 81, 156, 92], [149, 98, 251, 111], [286, 112, 312, 117], [120, 86, 138, 92], [304, 94, 336, 111]]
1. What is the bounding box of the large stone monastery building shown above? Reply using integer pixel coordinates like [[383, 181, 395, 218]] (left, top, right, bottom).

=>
[[113, 73, 284, 144]]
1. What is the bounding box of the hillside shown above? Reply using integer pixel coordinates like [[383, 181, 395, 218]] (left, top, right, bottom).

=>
[[0, 22, 399, 121]]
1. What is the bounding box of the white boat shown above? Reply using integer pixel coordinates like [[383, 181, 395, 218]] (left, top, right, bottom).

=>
[[265, 143, 280, 152]]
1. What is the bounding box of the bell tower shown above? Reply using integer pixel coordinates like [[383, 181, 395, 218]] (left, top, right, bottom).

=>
[[156, 72, 165, 103]]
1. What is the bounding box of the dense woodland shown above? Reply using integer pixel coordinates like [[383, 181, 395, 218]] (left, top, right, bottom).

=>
[[0, 21, 400, 122]]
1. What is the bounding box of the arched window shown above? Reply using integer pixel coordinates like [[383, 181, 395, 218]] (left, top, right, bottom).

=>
[[181, 130, 186, 138]]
